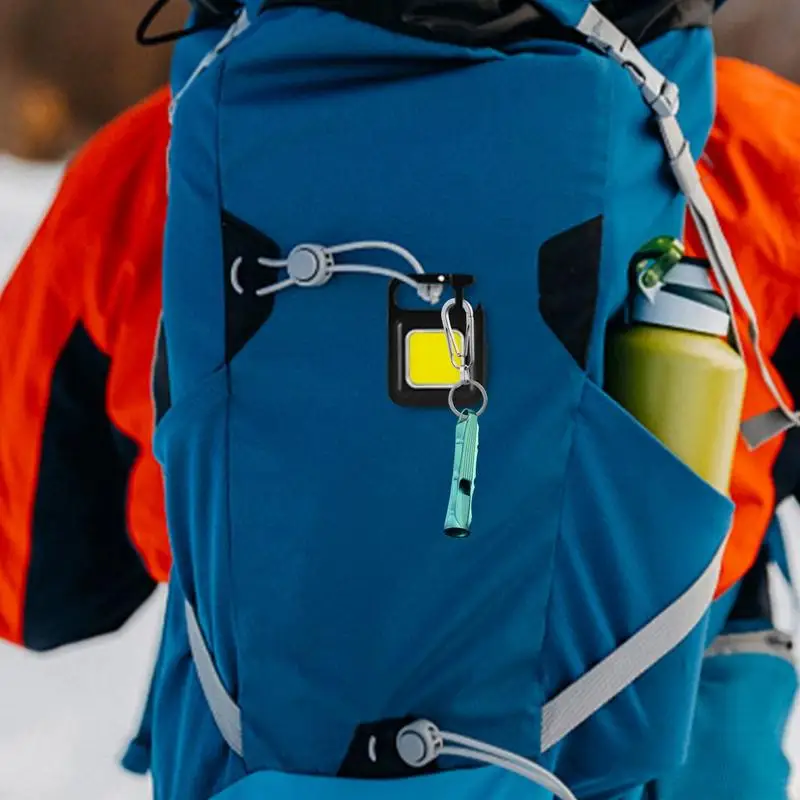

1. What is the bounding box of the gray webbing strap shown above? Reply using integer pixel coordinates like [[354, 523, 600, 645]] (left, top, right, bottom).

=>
[[185, 600, 244, 757], [705, 630, 795, 664], [541, 537, 726, 751], [576, 5, 798, 449], [741, 409, 798, 451]]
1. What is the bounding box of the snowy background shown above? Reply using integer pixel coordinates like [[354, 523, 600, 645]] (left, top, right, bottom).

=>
[[1, 157, 800, 799]]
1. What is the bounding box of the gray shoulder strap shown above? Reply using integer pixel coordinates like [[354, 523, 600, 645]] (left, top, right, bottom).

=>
[[185, 600, 244, 757], [541, 537, 726, 751], [575, 5, 797, 446], [741, 409, 797, 450]]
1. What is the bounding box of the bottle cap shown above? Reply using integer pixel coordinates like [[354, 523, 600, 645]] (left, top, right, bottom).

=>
[[631, 259, 730, 337]]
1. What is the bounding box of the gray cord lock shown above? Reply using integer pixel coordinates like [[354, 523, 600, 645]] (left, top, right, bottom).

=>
[[396, 719, 442, 769], [285, 244, 334, 287], [232, 238, 441, 301], [395, 719, 578, 799]]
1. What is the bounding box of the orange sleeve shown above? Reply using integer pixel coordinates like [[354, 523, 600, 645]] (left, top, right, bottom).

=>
[[0, 88, 171, 649], [0, 167, 83, 645], [77, 89, 172, 585], [687, 58, 800, 595], [696, 59, 800, 306]]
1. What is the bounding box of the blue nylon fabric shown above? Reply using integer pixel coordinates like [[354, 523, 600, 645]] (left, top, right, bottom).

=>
[[170, 23, 227, 89], [121, 737, 151, 777], [217, 11, 597, 777], [155, 7, 728, 798], [122, 576, 744, 787], [766, 515, 791, 585], [124, 568, 742, 782], [153, 366, 242, 733], [546, 381, 731, 797], [150, 577, 248, 799], [654, 644, 798, 798], [652, 523, 797, 799], [121, 648, 160, 775], [705, 582, 740, 645], [212, 766, 552, 799], [164, 80, 228, 398]]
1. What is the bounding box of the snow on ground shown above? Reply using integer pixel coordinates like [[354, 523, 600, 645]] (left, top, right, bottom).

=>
[[0, 155, 64, 288], [0, 593, 164, 800], [1, 158, 800, 799]]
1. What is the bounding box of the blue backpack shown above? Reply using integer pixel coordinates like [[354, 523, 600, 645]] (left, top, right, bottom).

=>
[[150, 2, 738, 797]]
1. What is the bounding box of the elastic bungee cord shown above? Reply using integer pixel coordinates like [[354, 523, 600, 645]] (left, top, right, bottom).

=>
[[396, 720, 578, 800], [231, 240, 444, 303]]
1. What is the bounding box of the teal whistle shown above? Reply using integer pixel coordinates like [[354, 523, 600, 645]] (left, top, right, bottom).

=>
[[444, 411, 479, 538]]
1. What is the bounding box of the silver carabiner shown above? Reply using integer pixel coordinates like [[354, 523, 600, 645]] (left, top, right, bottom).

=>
[[441, 298, 475, 382]]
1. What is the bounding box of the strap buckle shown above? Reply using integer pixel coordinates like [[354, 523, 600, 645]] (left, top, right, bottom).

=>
[[578, 6, 679, 119]]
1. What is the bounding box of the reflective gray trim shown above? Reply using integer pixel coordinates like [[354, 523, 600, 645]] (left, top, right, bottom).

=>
[[541, 537, 726, 752], [185, 600, 244, 757], [706, 630, 795, 664]]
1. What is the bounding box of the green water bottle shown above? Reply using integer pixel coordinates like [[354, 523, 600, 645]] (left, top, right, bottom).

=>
[[605, 240, 746, 495]]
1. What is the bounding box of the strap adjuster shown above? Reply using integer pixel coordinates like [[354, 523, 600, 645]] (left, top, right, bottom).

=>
[[578, 6, 679, 119], [643, 79, 679, 119]]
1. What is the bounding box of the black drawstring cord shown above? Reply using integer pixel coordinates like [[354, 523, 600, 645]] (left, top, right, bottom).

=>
[[136, 0, 240, 47]]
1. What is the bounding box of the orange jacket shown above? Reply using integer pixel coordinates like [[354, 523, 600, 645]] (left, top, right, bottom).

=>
[[1, 60, 799, 647], [688, 58, 800, 595], [0, 88, 170, 648]]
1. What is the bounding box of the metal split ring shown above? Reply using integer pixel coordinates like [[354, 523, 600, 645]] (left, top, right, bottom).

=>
[[448, 380, 488, 418]]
